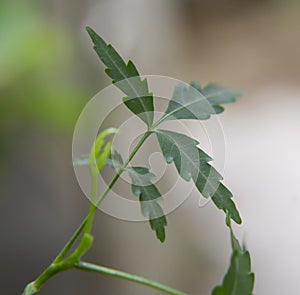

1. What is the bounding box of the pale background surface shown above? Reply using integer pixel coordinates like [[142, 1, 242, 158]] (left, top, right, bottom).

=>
[[0, 0, 299, 294]]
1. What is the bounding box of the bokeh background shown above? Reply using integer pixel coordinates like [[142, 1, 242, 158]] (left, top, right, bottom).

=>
[[1, 0, 300, 294]]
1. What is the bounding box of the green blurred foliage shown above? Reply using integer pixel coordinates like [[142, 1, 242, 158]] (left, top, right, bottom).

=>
[[0, 1, 86, 133]]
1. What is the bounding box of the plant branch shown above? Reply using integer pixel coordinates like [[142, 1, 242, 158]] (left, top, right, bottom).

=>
[[75, 261, 187, 295], [95, 131, 151, 207], [22, 131, 153, 295], [84, 171, 98, 235], [53, 217, 88, 263]]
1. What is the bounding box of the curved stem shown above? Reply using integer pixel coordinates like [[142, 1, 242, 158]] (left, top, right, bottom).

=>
[[75, 261, 187, 295], [84, 171, 98, 235], [22, 131, 154, 295], [54, 217, 88, 263]]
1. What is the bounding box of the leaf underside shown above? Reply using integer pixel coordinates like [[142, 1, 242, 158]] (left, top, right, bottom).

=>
[[87, 26, 242, 239], [86, 27, 154, 126], [155, 129, 241, 224]]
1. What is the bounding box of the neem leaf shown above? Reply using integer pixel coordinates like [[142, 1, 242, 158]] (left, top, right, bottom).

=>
[[159, 81, 240, 123], [155, 129, 241, 224], [197, 82, 240, 106], [194, 149, 241, 224], [126, 167, 156, 187], [127, 167, 167, 242], [86, 27, 154, 126], [212, 217, 255, 295], [155, 129, 200, 181]]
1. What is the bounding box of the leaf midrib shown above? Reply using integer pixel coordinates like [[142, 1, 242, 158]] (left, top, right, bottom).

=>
[[96, 42, 152, 125], [155, 130, 200, 178]]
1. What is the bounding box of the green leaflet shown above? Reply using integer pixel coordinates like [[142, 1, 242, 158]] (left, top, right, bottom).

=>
[[105, 148, 124, 170], [105, 150, 167, 242], [195, 82, 240, 106], [195, 149, 242, 224], [127, 167, 167, 242], [160, 81, 240, 122], [212, 217, 254, 295], [126, 166, 156, 187], [86, 27, 154, 127], [89, 128, 119, 174], [155, 129, 241, 224], [155, 129, 200, 181], [73, 128, 118, 173]]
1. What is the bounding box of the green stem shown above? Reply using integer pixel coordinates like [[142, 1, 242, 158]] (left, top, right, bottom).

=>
[[75, 261, 187, 295], [34, 261, 73, 291], [150, 116, 166, 130], [95, 131, 151, 207], [84, 131, 152, 235], [22, 131, 154, 295], [53, 217, 88, 263], [84, 171, 98, 235]]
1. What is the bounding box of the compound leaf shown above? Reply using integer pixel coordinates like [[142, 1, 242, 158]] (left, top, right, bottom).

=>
[[159, 81, 240, 123], [86, 27, 154, 126], [155, 129, 241, 224], [127, 167, 167, 242]]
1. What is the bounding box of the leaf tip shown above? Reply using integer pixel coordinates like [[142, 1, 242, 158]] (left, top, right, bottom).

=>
[[159, 236, 165, 243], [233, 211, 242, 225], [86, 26, 94, 36], [157, 229, 166, 243]]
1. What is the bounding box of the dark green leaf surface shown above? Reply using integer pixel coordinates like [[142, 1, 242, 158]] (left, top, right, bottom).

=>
[[155, 129, 241, 224], [160, 81, 240, 123], [212, 219, 254, 295], [155, 129, 200, 181], [127, 167, 167, 242], [86, 27, 154, 126]]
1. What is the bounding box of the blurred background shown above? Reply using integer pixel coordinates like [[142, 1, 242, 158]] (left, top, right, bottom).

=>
[[1, 0, 300, 294]]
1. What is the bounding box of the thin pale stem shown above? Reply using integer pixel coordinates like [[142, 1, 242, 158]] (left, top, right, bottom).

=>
[[75, 261, 187, 295]]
